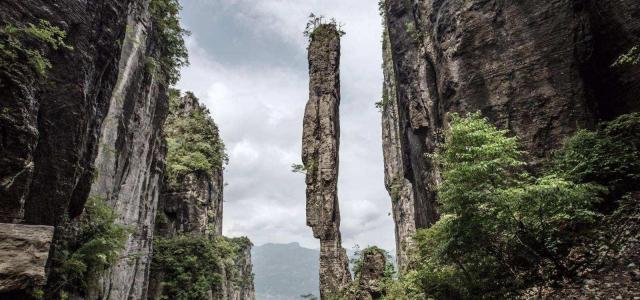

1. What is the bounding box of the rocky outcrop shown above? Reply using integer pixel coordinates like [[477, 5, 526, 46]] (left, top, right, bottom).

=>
[[380, 0, 640, 273], [218, 238, 256, 300], [149, 92, 254, 300], [355, 249, 387, 300], [155, 93, 224, 237], [302, 24, 351, 298], [0, 224, 54, 295]]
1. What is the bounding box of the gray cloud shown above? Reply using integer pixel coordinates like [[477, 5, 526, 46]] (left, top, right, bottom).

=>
[[177, 0, 394, 251]]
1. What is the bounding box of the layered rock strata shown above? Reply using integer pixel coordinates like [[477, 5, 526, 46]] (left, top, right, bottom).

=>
[[380, 0, 640, 273], [302, 24, 351, 298]]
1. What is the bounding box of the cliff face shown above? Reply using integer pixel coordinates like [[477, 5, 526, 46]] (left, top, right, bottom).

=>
[[302, 24, 352, 298], [150, 93, 254, 300], [0, 0, 130, 226], [0, 0, 170, 298], [87, 1, 169, 299], [155, 93, 224, 237], [381, 0, 640, 272]]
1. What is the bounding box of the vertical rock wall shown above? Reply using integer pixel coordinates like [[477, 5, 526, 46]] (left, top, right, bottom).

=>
[[0, 0, 131, 226], [302, 24, 351, 298], [0, 0, 171, 298], [87, 1, 169, 299], [155, 93, 224, 238], [380, 0, 640, 273]]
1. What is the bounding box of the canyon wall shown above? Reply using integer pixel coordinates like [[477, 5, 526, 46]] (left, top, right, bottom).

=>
[[302, 24, 352, 299], [150, 93, 254, 300], [0, 1, 167, 298], [87, 2, 169, 299], [380, 0, 640, 273]]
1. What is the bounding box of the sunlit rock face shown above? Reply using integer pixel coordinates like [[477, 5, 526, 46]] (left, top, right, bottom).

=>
[[380, 0, 640, 273], [302, 24, 352, 299]]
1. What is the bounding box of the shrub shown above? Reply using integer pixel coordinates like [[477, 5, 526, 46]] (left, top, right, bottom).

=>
[[149, 0, 189, 85], [52, 196, 130, 296], [553, 112, 640, 198], [152, 235, 248, 300], [410, 113, 602, 298], [303, 13, 345, 42], [164, 90, 227, 188], [0, 19, 72, 78], [612, 45, 640, 66]]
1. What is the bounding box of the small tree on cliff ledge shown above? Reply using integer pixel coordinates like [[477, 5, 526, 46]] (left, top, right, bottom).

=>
[[303, 13, 345, 42], [410, 112, 602, 298]]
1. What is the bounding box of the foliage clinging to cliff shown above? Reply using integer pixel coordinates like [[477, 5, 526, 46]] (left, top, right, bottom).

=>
[[51, 196, 130, 297], [165, 90, 227, 188], [403, 113, 604, 298], [0, 19, 71, 78], [151, 235, 252, 300], [150, 0, 189, 85]]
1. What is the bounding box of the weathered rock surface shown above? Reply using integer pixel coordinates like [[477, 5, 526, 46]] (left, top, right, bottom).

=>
[[0, 0, 131, 225], [0, 224, 54, 293], [0, 0, 172, 298], [302, 24, 351, 298], [155, 93, 224, 237], [356, 249, 387, 300], [218, 239, 256, 300], [86, 1, 169, 299], [380, 0, 640, 273], [149, 93, 254, 300]]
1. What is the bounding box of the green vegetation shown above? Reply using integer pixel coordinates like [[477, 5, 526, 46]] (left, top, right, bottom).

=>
[[152, 235, 252, 300], [351, 246, 395, 280], [165, 90, 227, 188], [553, 112, 640, 197], [51, 196, 130, 297], [385, 112, 640, 298], [149, 0, 189, 85], [303, 13, 345, 42], [0, 19, 72, 78], [612, 45, 639, 66], [291, 163, 308, 174], [375, 87, 390, 112]]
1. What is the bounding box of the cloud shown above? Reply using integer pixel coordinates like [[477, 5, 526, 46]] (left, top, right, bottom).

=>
[[177, 0, 394, 251]]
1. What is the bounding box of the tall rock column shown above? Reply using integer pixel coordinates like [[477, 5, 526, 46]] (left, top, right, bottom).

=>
[[302, 23, 351, 299]]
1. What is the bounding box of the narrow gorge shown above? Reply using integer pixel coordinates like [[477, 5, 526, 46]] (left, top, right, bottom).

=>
[[1, 0, 639, 299]]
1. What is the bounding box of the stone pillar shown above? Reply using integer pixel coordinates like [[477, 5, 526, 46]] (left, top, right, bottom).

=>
[[302, 23, 351, 299]]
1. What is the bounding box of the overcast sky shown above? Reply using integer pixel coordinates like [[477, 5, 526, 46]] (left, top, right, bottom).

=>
[[176, 0, 395, 252]]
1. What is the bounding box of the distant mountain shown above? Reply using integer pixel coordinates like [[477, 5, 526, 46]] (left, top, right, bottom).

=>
[[252, 242, 320, 300], [252, 243, 397, 300]]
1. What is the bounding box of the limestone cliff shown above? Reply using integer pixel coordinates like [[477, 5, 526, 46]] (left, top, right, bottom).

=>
[[0, 0, 173, 298], [380, 0, 640, 273], [87, 1, 169, 298], [302, 23, 351, 299], [149, 92, 254, 300]]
